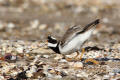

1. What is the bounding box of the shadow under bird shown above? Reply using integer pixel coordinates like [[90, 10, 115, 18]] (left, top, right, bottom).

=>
[[47, 19, 100, 60]]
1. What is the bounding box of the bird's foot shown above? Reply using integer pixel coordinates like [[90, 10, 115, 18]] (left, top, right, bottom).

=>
[[65, 57, 74, 61], [66, 48, 85, 61], [85, 58, 99, 65]]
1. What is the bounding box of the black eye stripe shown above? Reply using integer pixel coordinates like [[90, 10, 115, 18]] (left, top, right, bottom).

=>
[[48, 39, 57, 44], [48, 36, 57, 44]]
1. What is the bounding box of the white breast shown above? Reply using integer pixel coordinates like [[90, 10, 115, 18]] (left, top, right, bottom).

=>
[[59, 29, 94, 54]]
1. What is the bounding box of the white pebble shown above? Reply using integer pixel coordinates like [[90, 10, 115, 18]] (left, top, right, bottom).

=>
[[0, 76, 4, 80], [54, 54, 63, 60], [73, 62, 83, 68], [102, 18, 109, 23], [30, 19, 39, 29], [26, 71, 33, 77], [16, 47, 24, 53], [7, 23, 15, 28], [39, 24, 47, 30], [59, 59, 68, 62], [43, 55, 49, 58], [103, 75, 110, 79], [76, 71, 88, 78]]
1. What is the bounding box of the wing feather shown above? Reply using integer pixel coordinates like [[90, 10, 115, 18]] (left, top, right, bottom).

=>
[[60, 25, 82, 47], [60, 19, 100, 47]]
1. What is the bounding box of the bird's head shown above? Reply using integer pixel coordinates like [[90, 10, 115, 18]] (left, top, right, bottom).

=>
[[47, 35, 60, 53], [47, 35, 58, 47]]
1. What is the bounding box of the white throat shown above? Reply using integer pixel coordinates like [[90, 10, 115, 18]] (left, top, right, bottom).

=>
[[48, 42, 57, 47]]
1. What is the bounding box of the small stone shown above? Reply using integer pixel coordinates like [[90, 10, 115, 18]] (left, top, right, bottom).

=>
[[54, 75, 62, 78], [74, 6, 84, 13], [102, 18, 109, 23], [54, 23, 61, 30], [68, 62, 74, 66], [49, 69, 56, 74], [11, 71, 18, 76], [73, 62, 83, 69], [39, 24, 47, 30], [0, 76, 4, 80], [26, 71, 33, 78], [30, 19, 39, 29], [7, 23, 15, 29], [60, 71, 67, 77], [59, 59, 68, 62], [103, 75, 110, 79], [76, 71, 88, 78], [43, 55, 49, 58], [30, 66, 37, 73], [16, 47, 24, 53], [54, 54, 63, 60], [90, 7, 98, 13]]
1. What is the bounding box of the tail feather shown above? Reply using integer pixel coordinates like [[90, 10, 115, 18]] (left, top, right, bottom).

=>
[[83, 19, 100, 32]]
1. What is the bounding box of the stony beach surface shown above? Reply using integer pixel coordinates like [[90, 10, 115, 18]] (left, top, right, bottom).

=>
[[0, 0, 120, 80]]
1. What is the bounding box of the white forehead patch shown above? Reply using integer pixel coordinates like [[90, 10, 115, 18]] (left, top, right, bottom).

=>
[[48, 42, 57, 47], [49, 35, 56, 40]]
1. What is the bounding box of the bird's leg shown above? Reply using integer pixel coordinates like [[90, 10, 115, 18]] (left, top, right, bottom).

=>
[[74, 51, 80, 60], [65, 51, 80, 61], [73, 48, 85, 61], [85, 58, 99, 65], [66, 48, 85, 61], [79, 48, 85, 60]]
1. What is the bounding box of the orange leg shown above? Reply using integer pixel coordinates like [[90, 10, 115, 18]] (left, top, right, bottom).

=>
[[85, 58, 99, 64], [66, 51, 80, 61], [74, 48, 85, 61], [79, 48, 85, 60], [74, 51, 80, 59], [66, 48, 85, 61]]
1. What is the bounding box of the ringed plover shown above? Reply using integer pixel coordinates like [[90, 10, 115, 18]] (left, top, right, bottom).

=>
[[48, 19, 100, 62]]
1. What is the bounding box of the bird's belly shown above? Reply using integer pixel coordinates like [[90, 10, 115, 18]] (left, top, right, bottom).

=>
[[60, 27, 94, 54], [60, 37, 83, 54]]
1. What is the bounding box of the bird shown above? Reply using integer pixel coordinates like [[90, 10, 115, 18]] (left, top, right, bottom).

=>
[[47, 19, 100, 62]]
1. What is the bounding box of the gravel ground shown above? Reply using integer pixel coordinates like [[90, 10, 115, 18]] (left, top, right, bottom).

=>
[[0, 0, 120, 80]]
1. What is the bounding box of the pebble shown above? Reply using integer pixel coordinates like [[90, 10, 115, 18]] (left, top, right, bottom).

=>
[[49, 69, 56, 74], [59, 59, 68, 62], [102, 18, 109, 23], [16, 47, 24, 53], [73, 62, 83, 69], [39, 24, 47, 30], [0, 76, 4, 80], [76, 71, 88, 78], [26, 71, 33, 77], [0, 22, 4, 30], [103, 75, 110, 79], [90, 7, 98, 13], [30, 19, 39, 29], [54, 75, 62, 78], [43, 55, 49, 58], [7, 23, 15, 29], [54, 54, 63, 60], [69, 62, 83, 69]]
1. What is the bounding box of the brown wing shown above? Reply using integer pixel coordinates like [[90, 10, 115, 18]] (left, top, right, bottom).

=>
[[60, 19, 100, 47], [60, 25, 82, 47], [77, 19, 100, 34]]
